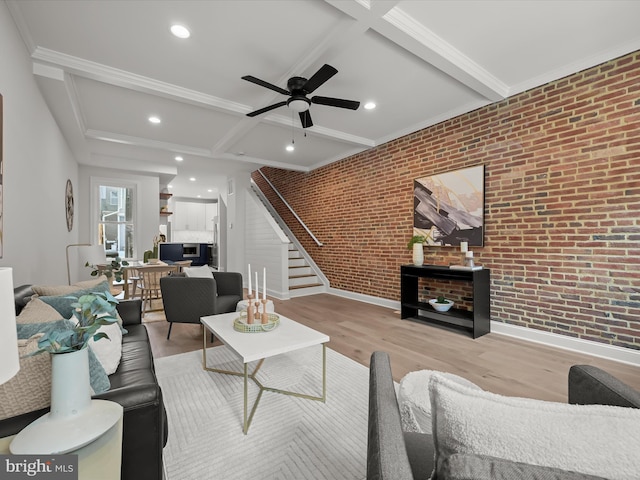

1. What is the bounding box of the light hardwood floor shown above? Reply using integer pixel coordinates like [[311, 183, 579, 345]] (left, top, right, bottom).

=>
[[142, 293, 640, 403]]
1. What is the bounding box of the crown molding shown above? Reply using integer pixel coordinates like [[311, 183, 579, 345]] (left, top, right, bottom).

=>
[[31, 47, 248, 114], [380, 7, 508, 101]]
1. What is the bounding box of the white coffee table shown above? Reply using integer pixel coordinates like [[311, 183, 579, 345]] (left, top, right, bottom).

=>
[[200, 311, 330, 434]]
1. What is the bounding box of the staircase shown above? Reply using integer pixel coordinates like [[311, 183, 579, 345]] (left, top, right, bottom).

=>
[[250, 176, 327, 298], [287, 244, 325, 297]]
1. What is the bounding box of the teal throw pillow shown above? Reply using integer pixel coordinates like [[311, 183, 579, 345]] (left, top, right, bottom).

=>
[[16, 320, 111, 394], [38, 282, 111, 318]]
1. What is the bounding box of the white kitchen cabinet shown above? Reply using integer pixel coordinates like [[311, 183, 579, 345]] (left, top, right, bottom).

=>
[[173, 201, 217, 231], [173, 201, 189, 230]]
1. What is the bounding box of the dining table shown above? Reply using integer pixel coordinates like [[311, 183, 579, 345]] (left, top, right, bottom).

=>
[[120, 260, 192, 299]]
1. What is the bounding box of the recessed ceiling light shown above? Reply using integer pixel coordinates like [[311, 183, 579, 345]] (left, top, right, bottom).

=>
[[168, 184, 173, 189], [175, 156, 183, 162], [286, 144, 294, 152], [364, 102, 376, 110], [148, 116, 161, 124], [207, 189, 213, 193], [189, 177, 196, 182], [197, 195, 201, 198], [170, 24, 190, 39]]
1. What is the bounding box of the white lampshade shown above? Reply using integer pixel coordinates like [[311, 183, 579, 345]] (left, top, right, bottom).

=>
[[0, 267, 20, 384], [287, 98, 310, 113]]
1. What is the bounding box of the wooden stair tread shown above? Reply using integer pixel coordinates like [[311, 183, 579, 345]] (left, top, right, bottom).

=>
[[289, 283, 323, 290]]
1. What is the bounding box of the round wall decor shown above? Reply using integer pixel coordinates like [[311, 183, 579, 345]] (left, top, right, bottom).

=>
[[65, 179, 74, 232]]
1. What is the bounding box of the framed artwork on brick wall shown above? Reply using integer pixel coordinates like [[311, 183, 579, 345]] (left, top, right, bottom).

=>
[[413, 164, 484, 247]]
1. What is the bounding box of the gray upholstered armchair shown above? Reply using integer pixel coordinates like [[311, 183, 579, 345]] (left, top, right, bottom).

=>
[[160, 271, 243, 339]]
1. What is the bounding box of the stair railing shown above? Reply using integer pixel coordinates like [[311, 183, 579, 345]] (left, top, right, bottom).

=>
[[256, 169, 323, 247]]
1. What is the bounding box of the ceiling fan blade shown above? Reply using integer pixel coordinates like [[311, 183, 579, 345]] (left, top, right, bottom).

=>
[[246, 101, 287, 117], [311, 96, 360, 110], [302, 64, 338, 94], [241, 75, 290, 96], [299, 110, 313, 128]]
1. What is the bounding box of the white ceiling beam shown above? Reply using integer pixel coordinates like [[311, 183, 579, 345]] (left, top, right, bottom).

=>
[[325, 0, 507, 101], [32, 48, 251, 115]]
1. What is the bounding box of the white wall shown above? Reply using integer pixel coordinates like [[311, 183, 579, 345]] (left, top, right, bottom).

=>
[[0, 3, 78, 286], [245, 191, 290, 299], [222, 174, 249, 275]]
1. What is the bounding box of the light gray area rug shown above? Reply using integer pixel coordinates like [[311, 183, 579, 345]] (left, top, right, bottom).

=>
[[155, 345, 369, 480]]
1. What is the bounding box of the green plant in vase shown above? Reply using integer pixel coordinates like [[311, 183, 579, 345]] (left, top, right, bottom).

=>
[[407, 235, 427, 250], [86, 256, 129, 283], [143, 234, 163, 263], [429, 294, 454, 312], [34, 291, 121, 354]]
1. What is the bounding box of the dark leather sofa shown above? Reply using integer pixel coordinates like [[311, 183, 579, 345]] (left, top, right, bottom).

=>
[[3, 285, 168, 480]]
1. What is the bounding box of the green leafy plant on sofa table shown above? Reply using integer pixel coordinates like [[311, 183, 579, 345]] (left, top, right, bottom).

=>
[[33, 291, 120, 354]]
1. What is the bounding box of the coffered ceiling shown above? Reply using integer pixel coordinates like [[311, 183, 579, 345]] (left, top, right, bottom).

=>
[[7, 0, 640, 198]]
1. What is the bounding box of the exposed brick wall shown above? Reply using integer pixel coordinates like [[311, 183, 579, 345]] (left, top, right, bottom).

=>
[[253, 51, 640, 350]]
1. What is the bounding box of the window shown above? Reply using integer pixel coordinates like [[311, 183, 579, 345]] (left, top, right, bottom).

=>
[[96, 183, 136, 258]]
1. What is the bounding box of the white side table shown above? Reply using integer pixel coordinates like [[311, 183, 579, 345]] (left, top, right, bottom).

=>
[[236, 298, 275, 313], [1, 408, 123, 480]]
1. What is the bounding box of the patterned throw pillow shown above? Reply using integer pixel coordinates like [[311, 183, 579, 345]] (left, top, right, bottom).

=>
[[15, 297, 62, 324], [37, 282, 111, 318], [31, 275, 109, 296], [0, 335, 51, 420]]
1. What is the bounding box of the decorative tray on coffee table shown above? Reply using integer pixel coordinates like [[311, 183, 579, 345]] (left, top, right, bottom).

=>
[[233, 312, 280, 333]]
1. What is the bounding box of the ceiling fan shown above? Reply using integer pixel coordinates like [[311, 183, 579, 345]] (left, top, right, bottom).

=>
[[242, 64, 360, 128]]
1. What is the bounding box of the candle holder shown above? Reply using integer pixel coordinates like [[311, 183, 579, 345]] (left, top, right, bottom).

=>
[[261, 299, 269, 324], [246, 294, 255, 324], [254, 300, 261, 323]]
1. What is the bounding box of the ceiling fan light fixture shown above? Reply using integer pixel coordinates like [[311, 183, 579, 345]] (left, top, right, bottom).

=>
[[287, 97, 310, 113]]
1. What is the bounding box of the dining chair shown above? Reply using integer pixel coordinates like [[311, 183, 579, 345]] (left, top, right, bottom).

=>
[[137, 265, 175, 317]]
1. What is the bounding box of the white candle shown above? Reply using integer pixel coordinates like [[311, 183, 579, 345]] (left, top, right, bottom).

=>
[[255, 272, 258, 300], [460, 241, 468, 253], [263, 268, 266, 300], [248, 264, 252, 295], [466, 251, 474, 258]]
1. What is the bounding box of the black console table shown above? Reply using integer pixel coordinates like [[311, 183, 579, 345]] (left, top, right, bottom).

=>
[[400, 264, 490, 338]]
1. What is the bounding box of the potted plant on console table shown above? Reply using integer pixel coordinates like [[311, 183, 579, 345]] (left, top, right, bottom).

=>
[[429, 295, 454, 312], [407, 235, 427, 266]]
